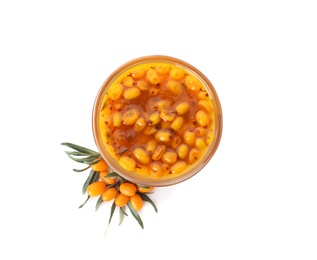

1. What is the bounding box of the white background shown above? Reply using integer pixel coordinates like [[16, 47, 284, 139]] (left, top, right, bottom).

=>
[[1, 0, 316, 259]]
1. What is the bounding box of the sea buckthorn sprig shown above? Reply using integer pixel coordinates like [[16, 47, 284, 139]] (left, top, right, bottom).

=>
[[61, 142, 157, 230]]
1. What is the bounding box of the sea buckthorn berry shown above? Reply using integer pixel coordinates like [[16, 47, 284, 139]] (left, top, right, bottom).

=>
[[91, 159, 108, 172], [114, 101, 124, 110], [135, 165, 150, 175], [171, 135, 182, 149], [166, 80, 182, 95], [119, 156, 136, 171], [102, 187, 118, 202], [130, 194, 143, 211], [176, 144, 189, 159], [183, 129, 196, 146], [119, 182, 137, 196], [162, 150, 178, 165], [170, 67, 186, 80], [152, 145, 167, 161], [102, 104, 113, 115], [103, 115, 112, 127], [188, 148, 201, 164], [162, 163, 170, 175], [87, 182, 107, 197], [147, 68, 160, 84], [206, 129, 215, 145], [150, 162, 163, 178], [175, 101, 190, 115], [195, 137, 207, 150], [122, 76, 134, 87], [115, 193, 130, 207], [154, 99, 171, 110], [170, 161, 187, 175], [184, 74, 202, 91], [113, 111, 122, 127], [122, 108, 140, 125], [195, 110, 210, 127], [100, 171, 116, 184], [194, 127, 207, 136], [123, 87, 141, 100], [133, 147, 151, 165], [107, 83, 124, 101], [198, 90, 209, 100], [131, 68, 146, 79], [134, 117, 146, 132], [149, 111, 161, 125], [198, 100, 213, 113], [170, 116, 184, 131], [143, 125, 159, 135], [156, 65, 170, 75], [160, 108, 177, 122], [137, 80, 149, 91], [155, 129, 172, 142], [137, 186, 154, 193], [146, 139, 158, 153]]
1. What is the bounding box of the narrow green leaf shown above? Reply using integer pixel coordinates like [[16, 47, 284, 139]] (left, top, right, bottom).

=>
[[108, 166, 115, 173], [95, 195, 103, 211], [88, 158, 102, 165], [104, 201, 116, 237], [79, 196, 90, 208], [127, 201, 144, 229], [73, 165, 90, 172], [104, 172, 121, 178], [61, 142, 100, 156], [68, 154, 100, 164], [121, 206, 128, 216], [138, 193, 158, 213], [137, 184, 151, 189], [65, 151, 89, 156], [108, 201, 116, 225], [82, 170, 98, 194], [119, 207, 125, 226], [91, 171, 100, 183], [67, 154, 88, 164]]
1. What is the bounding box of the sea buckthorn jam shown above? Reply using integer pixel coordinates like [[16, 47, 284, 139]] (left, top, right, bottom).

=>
[[97, 60, 218, 181]]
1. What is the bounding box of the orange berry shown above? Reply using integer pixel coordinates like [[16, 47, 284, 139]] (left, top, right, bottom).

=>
[[130, 194, 143, 211], [119, 182, 137, 196], [115, 193, 130, 207], [101, 188, 118, 202], [137, 186, 154, 193], [90, 159, 108, 172], [99, 170, 116, 184], [86, 181, 106, 196]]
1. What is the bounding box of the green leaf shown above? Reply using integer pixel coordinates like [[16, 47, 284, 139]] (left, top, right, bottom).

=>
[[119, 207, 125, 226], [61, 142, 100, 156], [137, 184, 151, 189], [88, 158, 102, 165], [104, 201, 116, 237], [138, 193, 158, 213], [108, 201, 116, 225], [65, 151, 89, 156], [73, 165, 90, 172], [67, 154, 101, 165], [79, 196, 90, 208], [95, 195, 103, 211], [127, 201, 144, 229], [91, 171, 100, 183], [104, 172, 121, 178], [82, 170, 99, 194]]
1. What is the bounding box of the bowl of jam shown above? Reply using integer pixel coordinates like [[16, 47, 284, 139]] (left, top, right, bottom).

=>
[[92, 55, 222, 186]]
